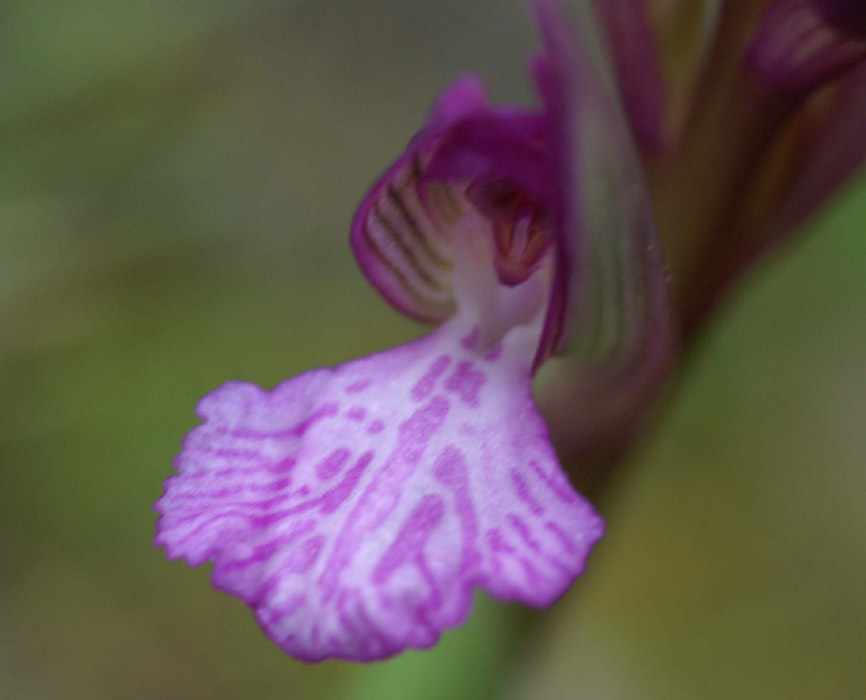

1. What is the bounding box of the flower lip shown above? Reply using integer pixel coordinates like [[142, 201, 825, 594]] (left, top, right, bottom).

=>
[[156, 311, 604, 662]]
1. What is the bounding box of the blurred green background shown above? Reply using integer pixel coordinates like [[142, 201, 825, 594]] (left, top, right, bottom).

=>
[[1, 1, 864, 698]]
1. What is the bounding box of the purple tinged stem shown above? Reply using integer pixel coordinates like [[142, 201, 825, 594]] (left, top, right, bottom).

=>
[[593, 0, 668, 153]]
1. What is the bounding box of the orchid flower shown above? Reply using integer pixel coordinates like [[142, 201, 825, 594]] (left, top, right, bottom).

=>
[[154, 0, 674, 663]]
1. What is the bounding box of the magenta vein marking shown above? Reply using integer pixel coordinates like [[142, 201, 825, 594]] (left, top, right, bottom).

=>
[[510, 469, 544, 516], [443, 361, 486, 408], [529, 459, 578, 503], [410, 355, 451, 402]]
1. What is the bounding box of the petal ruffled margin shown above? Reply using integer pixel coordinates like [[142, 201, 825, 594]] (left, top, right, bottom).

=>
[[155, 316, 603, 662]]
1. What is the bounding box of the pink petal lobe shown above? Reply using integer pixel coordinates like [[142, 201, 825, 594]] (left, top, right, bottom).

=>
[[155, 318, 602, 662]]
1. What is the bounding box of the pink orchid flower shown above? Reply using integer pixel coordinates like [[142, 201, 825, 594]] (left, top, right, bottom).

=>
[[156, 0, 866, 665], [154, 0, 673, 662]]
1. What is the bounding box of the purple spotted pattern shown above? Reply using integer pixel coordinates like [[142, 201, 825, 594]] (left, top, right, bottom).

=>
[[155, 317, 603, 661]]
